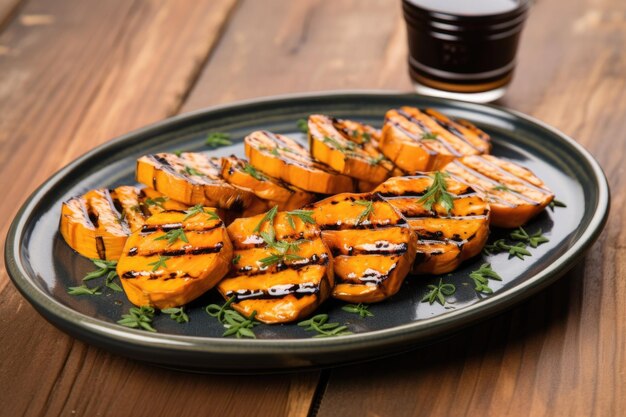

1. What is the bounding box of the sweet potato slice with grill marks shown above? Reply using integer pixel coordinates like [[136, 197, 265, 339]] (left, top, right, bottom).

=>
[[310, 193, 417, 303], [375, 174, 490, 275], [221, 155, 316, 210], [60, 186, 187, 260], [136, 152, 258, 210], [444, 155, 554, 228], [244, 130, 354, 194], [116, 209, 232, 309], [380, 107, 490, 172], [217, 209, 334, 324]]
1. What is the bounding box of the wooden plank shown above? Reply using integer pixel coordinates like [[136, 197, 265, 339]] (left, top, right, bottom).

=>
[[0, 0, 318, 416], [182, 0, 411, 111]]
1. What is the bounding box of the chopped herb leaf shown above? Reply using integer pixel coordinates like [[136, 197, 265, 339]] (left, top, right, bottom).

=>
[[354, 200, 374, 226], [421, 132, 439, 140], [154, 228, 188, 246], [421, 279, 456, 305], [67, 285, 102, 296], [368, 154, 385, 166], [232, 254, 241, 265], [341, 303, 374, 318], [253, 205, 278, 232], [549, 198, 567, 210], [242, 163, 266, 181], [286, 209, 315, 229], [298, 314, 352, 338], [117, 306, 156, 332], [418, 171, 454, 213], [323, 136, 356, 153], [206, 296, 258, 338], [296, 118, 309, 133], [148, 255, 171, 271], [182, 165, 204, 177], [183, 204, 220, 221], [469, 263, 501, 294], [161, 307, 189, 324], [145, 196, 168, 209], [205, 132, 232, 148]]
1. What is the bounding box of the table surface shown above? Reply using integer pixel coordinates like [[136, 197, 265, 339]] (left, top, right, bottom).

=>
[[1, 0, 624, 416]]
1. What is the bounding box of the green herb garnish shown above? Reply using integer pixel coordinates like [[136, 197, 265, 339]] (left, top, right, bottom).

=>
[[421, 132, 439, 140], [509, 226, 549, 248], [242, 163, 267, 181], [258, 228, 307, 267], [154, 228, 188, 246], [145, 196, 168, 209], [354, 200, 374, 226], [341, 303, 374, 318], [253, 205, 278, 232], [418, 171, 454, 213], [368, 154, 385, 166], [548, 198, 567, 210], [286, 209, 315, 229], [81, 259, 121, 292], [206, 296, 258, 338], [117, 306, 156, 332], [298, 314, 352, 338], [161, 307, 189, 324], [296, 118, 309, 134], [182, 165, 204, 177], [421, 279, 456, 305], [183, 204, 220, 221], [148, 255, 171, 271], [232, 254, 241, 265], [492, 184, 515, 192], [67, 285, 102, 296], [469, 263, 502, 294], [323, 136, 356, 153], [173, 150, 183, 157], [205, 132, 232, 148]]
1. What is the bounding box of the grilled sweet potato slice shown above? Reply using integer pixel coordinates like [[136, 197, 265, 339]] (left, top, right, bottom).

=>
[[375, 174, 490, 275], [310, 193, 417, 303], [221, 156, 316, 210], [217, 208, 334, 324], [116, 209, 232, 309], [444, 155, 554, 228], [60, 186, 187, 260], [308, 115, 393, 183], [380, 107, 490, 172], [245, 130, 354, 194], [136, 152, 258, 210]]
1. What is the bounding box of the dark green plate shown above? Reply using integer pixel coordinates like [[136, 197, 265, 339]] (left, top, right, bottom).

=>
[[5, 92, 609, 373]]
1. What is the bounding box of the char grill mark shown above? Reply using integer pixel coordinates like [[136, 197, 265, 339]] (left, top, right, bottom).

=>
[[225, 282, 320, 302]]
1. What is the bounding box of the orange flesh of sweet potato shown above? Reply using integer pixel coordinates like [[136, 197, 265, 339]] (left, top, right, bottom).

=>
[[444, 155, 554, 228], [310, 193, 417, 303], [116, 209, 232, 309], [375, 174, 490, 275]]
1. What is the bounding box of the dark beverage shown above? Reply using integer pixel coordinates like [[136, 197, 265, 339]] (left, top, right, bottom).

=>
[[402, 0, 530, 102]]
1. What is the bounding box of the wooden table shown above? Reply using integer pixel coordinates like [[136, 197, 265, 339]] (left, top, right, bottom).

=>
[[1, 0, 623, 416]]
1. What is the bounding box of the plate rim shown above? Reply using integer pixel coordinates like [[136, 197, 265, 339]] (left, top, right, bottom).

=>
[[4, 90, 611, 359]]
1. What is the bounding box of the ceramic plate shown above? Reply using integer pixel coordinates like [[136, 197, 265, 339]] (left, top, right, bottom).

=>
[[5, 92, 610, 372]]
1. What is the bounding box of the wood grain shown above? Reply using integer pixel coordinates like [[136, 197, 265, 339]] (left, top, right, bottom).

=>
[[0, 0, 318, 416]]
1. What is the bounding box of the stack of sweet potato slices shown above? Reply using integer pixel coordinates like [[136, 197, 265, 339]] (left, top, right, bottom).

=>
[[59, 106, 555, 324]]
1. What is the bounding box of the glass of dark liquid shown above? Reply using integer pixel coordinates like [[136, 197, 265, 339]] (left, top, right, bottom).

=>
[[402, 0, 530, 102]]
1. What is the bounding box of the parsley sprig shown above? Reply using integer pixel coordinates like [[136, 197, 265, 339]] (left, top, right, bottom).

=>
[[205, 132, 232, 148], [298, 314, 352, 338], [286, 209, 315, 229], [242, 163, 266, 181], [148, 255, 171, 271], [161, 307, 189, 324], [418, 171, 454, 213], [183, 204, 220, 221], [296, 119, 309, 134], [483, 227, 549, 259], [421, 279, 456, 305], [67, 285, 102, 296], [469, 263, 502, 294], [342, 303, 374, 318], [154, 228, 188, 246], [68, 259, 122, 295], [118, 306, 156, 332], [205, 296, 259, 338], [258, 227, 307, 267], [354, 200, 374, 226]]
